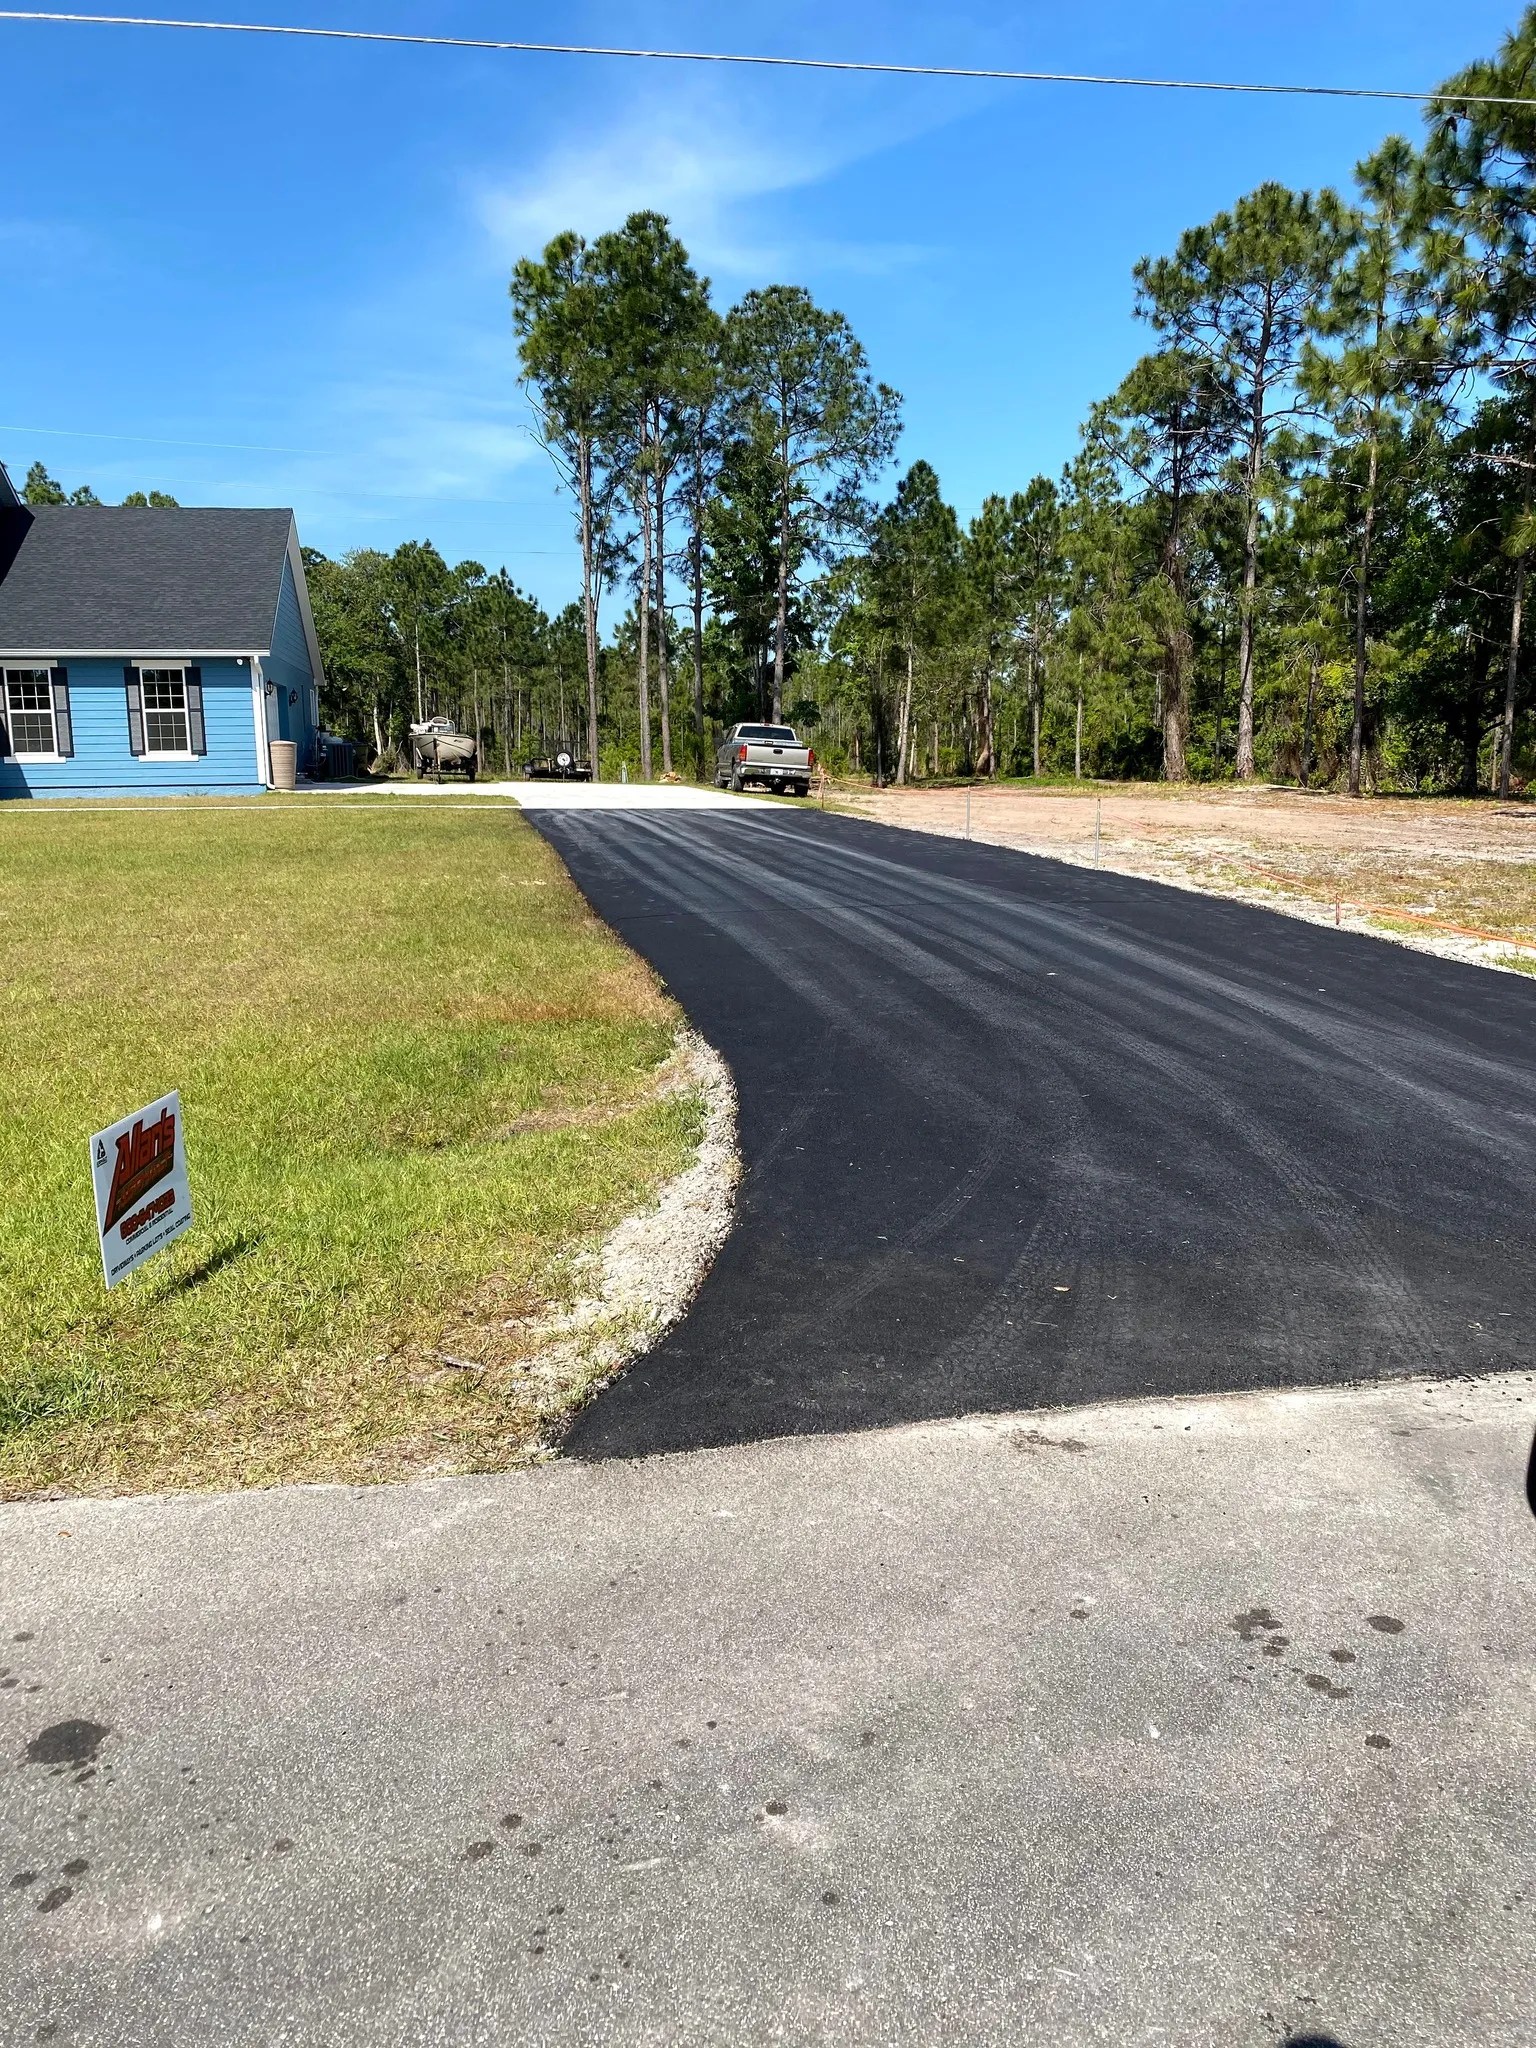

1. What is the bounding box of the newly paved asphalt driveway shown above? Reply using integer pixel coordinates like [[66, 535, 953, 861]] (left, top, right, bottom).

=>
[[533, 807, 1536, 1459]]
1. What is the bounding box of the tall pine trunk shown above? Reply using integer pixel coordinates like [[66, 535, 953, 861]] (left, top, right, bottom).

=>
[[1161, 635, 1189, 782], [1348, 435, 1380, 797], [1499, 462, 1532, 801], [1156, 442, 1192, 783], [636, 413, 653, 780], [1235, 393, 1264, 779], [655, 449, 673, 775], [773, 472, 791, 725], [895, 641, 913, 785], [690, 426, 707, 761], [1501, 554, 1528, 801], [578, 437, 601, 780]]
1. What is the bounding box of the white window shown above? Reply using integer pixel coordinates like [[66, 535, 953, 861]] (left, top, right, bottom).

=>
[[4, 668, 56, 755], [140, 668, 189, 754]]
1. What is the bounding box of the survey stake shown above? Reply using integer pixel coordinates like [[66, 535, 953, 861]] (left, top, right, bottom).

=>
[[90, 1091, 194, 1288]]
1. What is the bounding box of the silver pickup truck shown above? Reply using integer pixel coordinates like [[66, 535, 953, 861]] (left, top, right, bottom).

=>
[[714, 722, 816, 796]]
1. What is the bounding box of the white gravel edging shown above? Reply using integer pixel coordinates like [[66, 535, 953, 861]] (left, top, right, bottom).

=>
[[522, 1028, 740, 1447]]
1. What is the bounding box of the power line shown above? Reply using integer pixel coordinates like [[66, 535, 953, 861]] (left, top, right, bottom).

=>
[[0, 10, 1528, 108], [0, 422, 327, 454]]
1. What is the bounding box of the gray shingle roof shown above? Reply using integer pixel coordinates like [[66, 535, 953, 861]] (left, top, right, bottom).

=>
[[0, 505, 295, 653]]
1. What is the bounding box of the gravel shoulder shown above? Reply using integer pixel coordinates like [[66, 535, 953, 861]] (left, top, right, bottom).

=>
[[509, 1028, 740, 1457]]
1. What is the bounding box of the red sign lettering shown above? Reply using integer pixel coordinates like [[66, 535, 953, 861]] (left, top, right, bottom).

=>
[[103, 1107, 176, 1231]]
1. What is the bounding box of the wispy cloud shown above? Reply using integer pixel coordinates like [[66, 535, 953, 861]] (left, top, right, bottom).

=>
[[478, 123, 821, 274], [325, 371, 536, 494], [474, 78, 944, 282], [259, 337, 545, 545]]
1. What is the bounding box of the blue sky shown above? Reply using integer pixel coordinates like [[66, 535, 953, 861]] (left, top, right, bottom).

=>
[[0, 2, 1524, 610]]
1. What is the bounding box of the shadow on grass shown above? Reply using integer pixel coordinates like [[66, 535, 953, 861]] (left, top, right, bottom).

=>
[[148, 1230, 266, 1299]]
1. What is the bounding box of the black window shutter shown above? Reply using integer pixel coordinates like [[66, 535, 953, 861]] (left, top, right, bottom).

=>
[[123, 667, 144, 755], [0, 678, 10, 759], [49, 667, 73, 756], [185, 666, 206, 754]]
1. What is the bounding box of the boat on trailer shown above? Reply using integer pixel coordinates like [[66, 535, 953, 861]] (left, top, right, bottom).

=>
[[409, 717, 478, 779]]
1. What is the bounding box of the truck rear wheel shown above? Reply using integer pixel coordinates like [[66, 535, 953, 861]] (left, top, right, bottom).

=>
[[729, 770, 744, 793]]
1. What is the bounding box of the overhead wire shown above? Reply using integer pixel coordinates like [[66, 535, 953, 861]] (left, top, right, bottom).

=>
[[0, 9, 1530, 108]]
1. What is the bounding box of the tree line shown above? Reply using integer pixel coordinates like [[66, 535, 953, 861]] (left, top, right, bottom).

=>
[[301, 219, 902, 781], [493, 4, 1536, 796]]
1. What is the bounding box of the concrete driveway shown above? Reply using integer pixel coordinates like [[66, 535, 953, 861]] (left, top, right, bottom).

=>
[[4, 1374, 1534, 2047], [322, 777, 766, 810]]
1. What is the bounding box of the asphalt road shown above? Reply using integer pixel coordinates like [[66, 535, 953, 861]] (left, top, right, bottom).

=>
[[533, 807, 1536, 1459], [5, 1375, 1534, 2048]]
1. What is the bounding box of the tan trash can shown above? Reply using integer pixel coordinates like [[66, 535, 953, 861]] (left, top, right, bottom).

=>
[[269, 740, 298, 791]]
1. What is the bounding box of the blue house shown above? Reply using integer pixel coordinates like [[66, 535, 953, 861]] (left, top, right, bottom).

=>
[[0, 461, 323, 798]]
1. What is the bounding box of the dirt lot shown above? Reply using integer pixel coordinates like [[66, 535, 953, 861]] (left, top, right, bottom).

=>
[[831, 781, 1536, 974]]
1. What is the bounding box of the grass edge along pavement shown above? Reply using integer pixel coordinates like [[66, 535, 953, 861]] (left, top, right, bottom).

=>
[[0, 797, 715, 1498]]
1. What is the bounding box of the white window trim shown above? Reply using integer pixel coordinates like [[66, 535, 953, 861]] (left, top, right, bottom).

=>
[[3, 661, 61, 765], [137, 664, 195, 760]]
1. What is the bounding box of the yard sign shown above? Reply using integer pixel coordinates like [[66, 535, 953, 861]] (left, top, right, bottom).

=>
[[90, 1091, 194, 1288]]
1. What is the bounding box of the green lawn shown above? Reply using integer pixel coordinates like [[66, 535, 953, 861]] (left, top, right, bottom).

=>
[[0, 798, 699, 1496]]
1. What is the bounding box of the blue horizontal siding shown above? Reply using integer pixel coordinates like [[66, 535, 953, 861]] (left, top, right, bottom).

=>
[[0, 658, 264, 798]]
